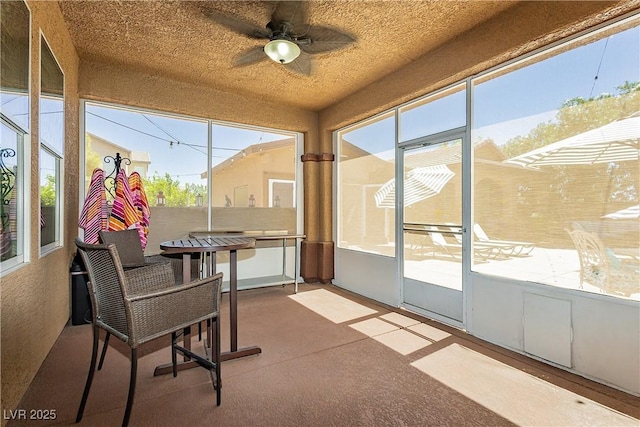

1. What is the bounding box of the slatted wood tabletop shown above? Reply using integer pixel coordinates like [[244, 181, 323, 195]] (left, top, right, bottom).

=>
[[160, 236, 256, 253]]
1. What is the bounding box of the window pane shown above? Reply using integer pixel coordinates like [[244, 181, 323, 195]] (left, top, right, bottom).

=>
[[399, 84, 466, 142], [85, 103, 208, 253], [40, 147, 58, 248], [472, 18, 639, 299], [40, 37, 63, 252], [0, 0, 30, 132], [208, 124, 297, 233], [40, 39, 64, 155], [40, 96, 63, 155], [1, 121, 22, 264], [403, 140, 462, 289], [337, 112, 396, 256]]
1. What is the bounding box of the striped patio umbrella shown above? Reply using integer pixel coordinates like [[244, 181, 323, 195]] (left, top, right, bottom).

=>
[[603, 204, 640, 219], [505, 115, 639, 167], [375, 164, 455, 208]]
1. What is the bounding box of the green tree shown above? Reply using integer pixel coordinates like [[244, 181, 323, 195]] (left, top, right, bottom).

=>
[[184, 182, 208, 206], [40, 174, 56, 206], [501, 81, 639, 225], [143, 173, 207, 207], [502, 81, 640, 159]]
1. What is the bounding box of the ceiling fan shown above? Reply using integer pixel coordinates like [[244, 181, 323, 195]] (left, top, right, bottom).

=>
[[201, 1, 356, 76]]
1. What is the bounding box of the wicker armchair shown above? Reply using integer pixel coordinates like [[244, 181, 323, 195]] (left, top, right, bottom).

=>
[[566, 228, 640, 296], [98, 229, 199, 283], [74, 238, 223, 427]]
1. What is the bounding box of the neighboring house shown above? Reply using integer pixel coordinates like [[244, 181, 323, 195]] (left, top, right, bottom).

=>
[[201, 138, 296, 208], [85, 132, 151, 189], [338, 139, 542, 249]]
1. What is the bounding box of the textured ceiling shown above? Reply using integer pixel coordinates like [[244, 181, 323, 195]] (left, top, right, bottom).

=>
[[58, 0, 518, 111]]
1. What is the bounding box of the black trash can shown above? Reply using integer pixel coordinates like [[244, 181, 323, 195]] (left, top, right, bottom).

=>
[[70, 253, 92, 325]]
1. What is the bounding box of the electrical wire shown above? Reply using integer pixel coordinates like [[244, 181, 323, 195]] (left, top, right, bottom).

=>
[[87, 111, 176, 143], [589, 36, 609, 99], [88, 110, 242, 155]]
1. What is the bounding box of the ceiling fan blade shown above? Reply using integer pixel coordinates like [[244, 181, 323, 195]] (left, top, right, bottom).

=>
[[298, 26, 356, 54], [234, 46, 268, 67], [270, 1, 308, 33], [284, 53, 312, 77], [201, 7, 271, 39]]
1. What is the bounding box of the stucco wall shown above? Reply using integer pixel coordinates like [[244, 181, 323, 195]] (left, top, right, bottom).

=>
[[1, 0, 80, 417], [78, 60, 318, 139]]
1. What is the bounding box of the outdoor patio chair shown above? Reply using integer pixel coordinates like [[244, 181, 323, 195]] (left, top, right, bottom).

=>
[[473, 223, 534, 256], [428, 228, 497, 259], [75, 238, 223, 427], [405, 230, 434, 258], [99, 229, 199, 283], [443, 224, 515, 258], [565, 228, 639, 297]]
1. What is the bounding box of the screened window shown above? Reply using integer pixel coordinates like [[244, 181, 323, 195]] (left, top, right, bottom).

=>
[[39, 37, 63, 253], [209, 123, 297, 232], [83, 102, 299, 254], [0, 0, 30, 132], [337, 112, 396, 256], [84, 103, 209, 252], [1, 0, 29, 273], [399, 84, 466, 142], [336, 15, 638, 301], [1, 118, 26, 271], [39, 147, 59, 248], [471, 16, 639, 299]]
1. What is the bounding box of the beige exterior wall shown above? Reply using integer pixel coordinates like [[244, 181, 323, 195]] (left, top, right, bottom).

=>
[[1, 0, 80, 417], [208, 142, 296, 209], [86, 133, 150, 180], [2, 0, 638, 416]]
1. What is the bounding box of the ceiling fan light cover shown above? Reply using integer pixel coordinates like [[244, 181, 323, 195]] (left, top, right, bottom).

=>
[[264, 39, 300, 64]]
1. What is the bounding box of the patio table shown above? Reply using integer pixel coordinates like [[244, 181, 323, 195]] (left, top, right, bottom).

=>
[[153, 236, 258, 376], [189, 230, 306, 292]]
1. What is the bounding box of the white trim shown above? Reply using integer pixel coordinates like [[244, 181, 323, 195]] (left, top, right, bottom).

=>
[[78, 100, 86, 241]]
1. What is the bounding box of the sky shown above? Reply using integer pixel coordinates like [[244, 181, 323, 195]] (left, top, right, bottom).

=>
[[85, 103, 290, 186], [343, 22, 639, 154]]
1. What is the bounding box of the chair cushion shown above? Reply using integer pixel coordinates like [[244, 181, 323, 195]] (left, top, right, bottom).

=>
[[98, 229, 146, 268]]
